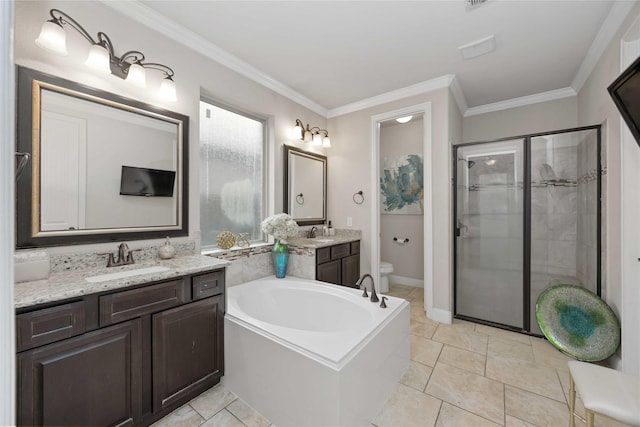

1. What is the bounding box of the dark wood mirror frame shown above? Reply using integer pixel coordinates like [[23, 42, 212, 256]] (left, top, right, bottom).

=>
[[16, 66, 189, 248], [283, 144, 327, 226]]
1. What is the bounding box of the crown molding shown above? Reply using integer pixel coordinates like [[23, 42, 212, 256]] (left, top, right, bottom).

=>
[[327, 75, 454, 118], [464, 87, 577, 117], [448, 75, 468, 116], [571, 0, 636, 93], [98, 0, 328, 117]]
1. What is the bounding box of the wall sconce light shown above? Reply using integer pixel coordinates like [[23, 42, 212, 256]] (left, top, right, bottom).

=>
[[291, 119, 331, 148], [35, 9, 177, 102]]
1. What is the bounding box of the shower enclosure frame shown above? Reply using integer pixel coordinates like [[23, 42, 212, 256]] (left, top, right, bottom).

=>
[[452, 125, 602, 334]]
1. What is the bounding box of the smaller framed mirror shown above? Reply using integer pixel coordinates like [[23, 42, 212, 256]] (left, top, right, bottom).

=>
[[283, 145, 327, 225]]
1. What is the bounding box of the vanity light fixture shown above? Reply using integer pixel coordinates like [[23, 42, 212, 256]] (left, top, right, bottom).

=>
[[35, 9, 177, 102], [291, 119, 331, 148]]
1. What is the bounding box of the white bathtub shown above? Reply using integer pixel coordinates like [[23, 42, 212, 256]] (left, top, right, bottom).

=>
[[223, 276, 410, 427]]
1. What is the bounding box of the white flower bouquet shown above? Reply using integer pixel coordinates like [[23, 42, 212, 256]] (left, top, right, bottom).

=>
[[261, 213, 299, 243]]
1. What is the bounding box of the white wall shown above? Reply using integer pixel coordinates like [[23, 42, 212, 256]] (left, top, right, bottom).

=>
[[576, 2, 640, 375], [463, 97, 578, 143], [1, 1, 15, 424], [14, 0, 327, 253], [380, 119, 424, 282]]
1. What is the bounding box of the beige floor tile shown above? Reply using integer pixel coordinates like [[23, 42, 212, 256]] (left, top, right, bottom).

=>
[[488, 336, 535, 362], [225, 399, 270, 427], [435, 402, 501, 427], [151, 404, 205, 427], [411, 335, 443, 366], [408, 288, 425, 302], [451, 319, 478, 331], [425, 362, 504, 425], [486, 354, 566, 402], [401, 361, 433, 391], [530, 337, 573, 371], [387, 284, 413, 299], [505, 385, 569, 427], [432, 324, 488, 354], [411, 318, 438, 339], [411, 304, 429, 323], [505, 415, 538, 426], [438, 345, 486, 376], [373, 383, 442, 427], [476, 324, 532, 346], [190, 384, 238, 420], [200, 409, 244, 427]]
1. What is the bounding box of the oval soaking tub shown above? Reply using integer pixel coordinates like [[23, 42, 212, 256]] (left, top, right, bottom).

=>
[[224, 276, 410, 427]]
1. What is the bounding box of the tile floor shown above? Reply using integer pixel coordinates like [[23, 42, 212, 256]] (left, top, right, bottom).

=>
[[152, 283, 628, 427]]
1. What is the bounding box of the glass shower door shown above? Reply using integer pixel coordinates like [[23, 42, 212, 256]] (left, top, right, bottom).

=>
[[455, 139, 525, 329]]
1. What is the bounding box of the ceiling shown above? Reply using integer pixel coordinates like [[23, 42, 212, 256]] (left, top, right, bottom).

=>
[[122, 1, 630, 117]]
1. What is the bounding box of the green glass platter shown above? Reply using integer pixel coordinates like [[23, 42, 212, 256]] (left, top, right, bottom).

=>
[[535, 284, 620, 362]]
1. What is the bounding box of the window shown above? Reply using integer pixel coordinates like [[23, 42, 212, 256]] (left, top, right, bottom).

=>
[[200, 100, 266, 248]]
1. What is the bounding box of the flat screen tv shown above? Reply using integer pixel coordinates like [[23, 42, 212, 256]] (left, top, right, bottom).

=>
[[119, 166, 176, 197], [608, 54, 640, 146]]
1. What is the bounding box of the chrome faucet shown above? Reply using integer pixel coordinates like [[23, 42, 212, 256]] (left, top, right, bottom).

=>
[[356, 274, 379, 303], [307, 226, 318, 238]]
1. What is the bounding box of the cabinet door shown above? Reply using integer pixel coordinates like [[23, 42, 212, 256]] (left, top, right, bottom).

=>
[[317, 260, 341, 284], [152, 295, 224, 412], [18, 319, 142, 427], [341, 254, 361, 288]]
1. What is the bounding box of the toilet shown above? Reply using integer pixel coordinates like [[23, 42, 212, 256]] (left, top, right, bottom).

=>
[[379, 261, 394, 293]]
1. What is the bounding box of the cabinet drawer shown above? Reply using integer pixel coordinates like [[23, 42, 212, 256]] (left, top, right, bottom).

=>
[[192, 270, 224, 300], [316, 247, 331, 264], [99, 279, 188, 326], [350, 241, 360, 255], [331, 243, 350, 260], [17, 301, 85, 352]]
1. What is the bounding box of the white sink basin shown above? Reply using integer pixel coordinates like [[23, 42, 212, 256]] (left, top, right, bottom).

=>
[[85, 266, 171, 283], [315, 239, 334, 243]]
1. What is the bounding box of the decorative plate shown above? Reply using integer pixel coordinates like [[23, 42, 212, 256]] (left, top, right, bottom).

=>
[[535, 284, 620, 362], [216, 231, 236, 250]]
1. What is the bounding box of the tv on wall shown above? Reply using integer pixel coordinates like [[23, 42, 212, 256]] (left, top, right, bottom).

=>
[[119, 166, 176, 197], [608, 54, 640, 147]]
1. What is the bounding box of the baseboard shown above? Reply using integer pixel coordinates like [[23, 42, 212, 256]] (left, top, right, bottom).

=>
[[427, 307, 452, 324], [389, 275, 423, 288]]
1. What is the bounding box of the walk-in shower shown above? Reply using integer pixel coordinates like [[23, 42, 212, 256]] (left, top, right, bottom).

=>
[[453, 126, 601, 334]]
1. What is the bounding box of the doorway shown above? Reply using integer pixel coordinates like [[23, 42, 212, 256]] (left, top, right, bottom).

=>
[[453, 126, 601, 334]]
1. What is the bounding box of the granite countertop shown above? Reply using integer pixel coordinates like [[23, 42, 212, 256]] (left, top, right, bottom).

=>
[[287, 235, 360, 249], [14, 255, 230, 309]]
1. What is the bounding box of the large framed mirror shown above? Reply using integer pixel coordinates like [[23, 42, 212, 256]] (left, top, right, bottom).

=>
[[16, 66, 189, 248], [283, 145, 327, 226]]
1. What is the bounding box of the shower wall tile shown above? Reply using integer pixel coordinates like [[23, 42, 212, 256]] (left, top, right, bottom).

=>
[[553, 146, 578, 179], [547, 214, 576, 242], [531, 240, 548, 268], [531, 213, 548, 241], [548, 241, 576, 271], [531, 188, 547, 213], [548, 188, 577, 214]]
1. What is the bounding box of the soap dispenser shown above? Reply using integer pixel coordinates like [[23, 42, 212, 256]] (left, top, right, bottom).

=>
[[328, 220, 335, 236], [159, 236, 176, 259], [322, 221, 329, 236]]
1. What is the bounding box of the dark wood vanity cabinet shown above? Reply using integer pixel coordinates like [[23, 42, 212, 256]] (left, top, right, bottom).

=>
[[316, 241, 360, 288], [16, 269, 225, 427]]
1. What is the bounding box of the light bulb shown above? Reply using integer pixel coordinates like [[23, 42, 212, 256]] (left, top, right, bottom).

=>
[[303, 129, 312, 143], [126, 63, 146, 88], [322, 136, 331, 148], [395, 115, 413, 124], [312, 133, 322, 146], [85, 44, 111, 74], [159, 76, 177, 102], [291, 123, 303, 140], [35, 20, 68, 55]]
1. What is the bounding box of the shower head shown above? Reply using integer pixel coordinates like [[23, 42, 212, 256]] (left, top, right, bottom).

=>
[[539, 163, 557, 181]]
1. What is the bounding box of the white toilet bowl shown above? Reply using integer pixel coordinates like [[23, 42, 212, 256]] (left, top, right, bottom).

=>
[[379, 261, 394, 293]]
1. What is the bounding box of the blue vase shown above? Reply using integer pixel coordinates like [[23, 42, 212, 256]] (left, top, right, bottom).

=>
[[272, 240, 289, 278]]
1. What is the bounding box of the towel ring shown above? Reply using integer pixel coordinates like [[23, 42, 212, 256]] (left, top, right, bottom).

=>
[[296, 193, 304, 205], [353, 190, 364, 204]]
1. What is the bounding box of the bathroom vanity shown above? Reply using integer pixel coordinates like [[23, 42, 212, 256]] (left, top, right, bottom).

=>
[[14, 256, 226, 427], [316, 241, 360, 287]]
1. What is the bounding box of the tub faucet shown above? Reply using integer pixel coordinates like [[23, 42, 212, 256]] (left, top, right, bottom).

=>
[[356, 274, 379, 303]]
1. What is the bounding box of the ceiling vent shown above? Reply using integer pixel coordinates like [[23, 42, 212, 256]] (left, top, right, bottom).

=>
[[466, 0, 489, 9], [458, 35, 496, 60]]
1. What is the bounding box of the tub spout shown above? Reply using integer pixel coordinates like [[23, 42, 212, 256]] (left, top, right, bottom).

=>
[[356, 274, 379, 303]]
